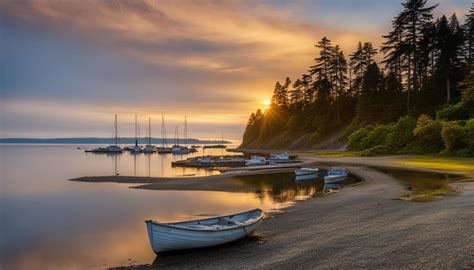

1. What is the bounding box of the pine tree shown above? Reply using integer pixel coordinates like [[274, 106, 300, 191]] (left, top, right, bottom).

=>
[[381, 0, 438, 114], [465, 5, 474, 64], [435, 14, 465, 102], [309, 37, 334, 81]]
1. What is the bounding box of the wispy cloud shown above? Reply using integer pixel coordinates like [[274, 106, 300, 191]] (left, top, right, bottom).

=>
[[1, 0, 472, 138]]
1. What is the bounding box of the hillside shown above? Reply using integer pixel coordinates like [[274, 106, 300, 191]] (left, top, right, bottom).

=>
[[239, 2, 474, 156]]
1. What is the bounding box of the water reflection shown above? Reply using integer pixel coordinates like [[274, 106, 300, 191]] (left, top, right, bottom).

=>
[[232, 172, 358, 204], [82, 145, 231, 178]]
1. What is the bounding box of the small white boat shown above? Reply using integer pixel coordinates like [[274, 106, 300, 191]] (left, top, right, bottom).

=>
[[245, 156, 267, 166], [324, 167, 348, 184], [145, 209, 264, 253], [295, 168, 319, 180]]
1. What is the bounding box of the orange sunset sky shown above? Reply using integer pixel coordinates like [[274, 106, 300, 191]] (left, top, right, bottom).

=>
[[1, 0, 472, 140]]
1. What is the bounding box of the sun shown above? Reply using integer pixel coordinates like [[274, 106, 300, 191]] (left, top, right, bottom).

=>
[[263, 99, 271, 106]]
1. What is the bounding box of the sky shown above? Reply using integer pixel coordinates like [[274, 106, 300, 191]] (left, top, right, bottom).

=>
[[1, 0, 472, 140]]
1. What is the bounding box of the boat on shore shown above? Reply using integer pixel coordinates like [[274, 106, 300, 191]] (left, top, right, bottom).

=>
[[145, 209, 264, 253], [295, 168, 319, 180], [324, 167, 348, 184]]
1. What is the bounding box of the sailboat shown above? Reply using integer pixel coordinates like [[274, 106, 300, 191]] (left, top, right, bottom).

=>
[[131, 115, 142, 153], [86, 114, 122, 154], [172, 126, 190, 155], [157, 115, 173, 154], [143, 117, 156, 153]]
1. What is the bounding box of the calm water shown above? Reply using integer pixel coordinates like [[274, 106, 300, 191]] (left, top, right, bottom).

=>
[[0, 145, 354, 269]]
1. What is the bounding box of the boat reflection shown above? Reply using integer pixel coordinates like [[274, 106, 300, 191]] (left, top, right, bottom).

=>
[[232, 172, 359, 204]]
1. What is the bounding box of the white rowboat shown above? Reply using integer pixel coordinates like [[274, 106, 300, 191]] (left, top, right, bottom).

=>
[[294, 168, 319, 180], [145, 209, 264, 253], [324, 167, 348, 184]]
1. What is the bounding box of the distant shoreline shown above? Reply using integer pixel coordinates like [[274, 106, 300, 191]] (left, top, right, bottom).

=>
[[0, 137, 233, 144]]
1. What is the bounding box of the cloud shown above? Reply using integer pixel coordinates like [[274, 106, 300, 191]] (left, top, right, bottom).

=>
[[1, 0, 472, 138]]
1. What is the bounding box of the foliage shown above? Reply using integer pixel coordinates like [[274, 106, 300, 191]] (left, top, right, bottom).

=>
[[240, 1, 474, 156], [413, 115, 443, 151], [436, 101, 474, 120], [441, 121, 465, 151], [385, 116, 417, 151]]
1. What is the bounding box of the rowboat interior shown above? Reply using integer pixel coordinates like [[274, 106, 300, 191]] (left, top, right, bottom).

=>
[[150, 209, 263, 231]]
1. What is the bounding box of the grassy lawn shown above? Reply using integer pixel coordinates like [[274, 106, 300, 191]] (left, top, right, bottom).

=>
[[389, 155, 474, 174]]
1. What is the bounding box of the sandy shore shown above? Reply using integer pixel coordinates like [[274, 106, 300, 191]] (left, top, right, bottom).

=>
[[115, 166, 474, 269], [73, 156, 474, 269]]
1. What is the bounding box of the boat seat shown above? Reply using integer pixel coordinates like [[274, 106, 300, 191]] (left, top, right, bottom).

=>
[[219, 218, 244, 226]]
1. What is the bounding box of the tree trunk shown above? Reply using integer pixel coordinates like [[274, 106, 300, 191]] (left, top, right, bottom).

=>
[[407, 53, 412, 115]]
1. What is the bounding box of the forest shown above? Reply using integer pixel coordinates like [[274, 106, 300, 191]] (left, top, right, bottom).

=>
[[240, 0, 474, 156]]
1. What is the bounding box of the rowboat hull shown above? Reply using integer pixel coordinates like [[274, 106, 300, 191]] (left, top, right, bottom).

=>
[[146, 209, 263, 253], [295, 173, 319, 181], [324, 174, 347, 184]]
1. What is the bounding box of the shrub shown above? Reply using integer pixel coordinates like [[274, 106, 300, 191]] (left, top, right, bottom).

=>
[[436, 101, 472, 121], [463, 119, 474, 149], [385, 116, 417, 151], [348, 125, 374, 151], [413, 114, 443, 151], [441, 122, 465, 151]]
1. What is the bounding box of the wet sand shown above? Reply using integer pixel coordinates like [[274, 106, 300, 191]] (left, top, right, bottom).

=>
[[71, 168, 297, 192], [116, 166, 474, 269]]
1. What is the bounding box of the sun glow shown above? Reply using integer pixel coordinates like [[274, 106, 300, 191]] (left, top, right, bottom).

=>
[[263, 99, 271, 106]]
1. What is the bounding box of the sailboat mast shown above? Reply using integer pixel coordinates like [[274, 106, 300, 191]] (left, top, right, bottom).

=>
[[184, 116, 187, 146], [162, 115, 167, 147], [175, 126, 179, 146], [114, 114, 118, 146], [148, 117, 151, 145]]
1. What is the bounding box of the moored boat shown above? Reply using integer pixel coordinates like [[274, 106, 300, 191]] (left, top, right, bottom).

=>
[[324, 167, 348, 184], [145, 209, 264, 253], [245, 156, 267, 166], [294, 167, 319, 180], [86, 114, 123, 154]]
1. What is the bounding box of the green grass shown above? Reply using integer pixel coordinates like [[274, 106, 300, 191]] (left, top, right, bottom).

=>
[[390, 155, 474, 173], [304, 150, 359, 157]]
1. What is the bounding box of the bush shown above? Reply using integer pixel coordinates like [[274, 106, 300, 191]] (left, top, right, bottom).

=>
[[441, 122, 465, 151], [464, 119, 474, 148], [386, 116, 417, 151], [413, 114, 443, 151], [436, 101, 473, 121], [347, 125, 374, 151]]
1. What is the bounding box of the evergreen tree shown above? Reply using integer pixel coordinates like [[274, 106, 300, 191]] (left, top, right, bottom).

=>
[[465, 5, 474, 64], [309, 37, 334, 81], [435, 14, 465, 102], [381, 0, 438, 114]]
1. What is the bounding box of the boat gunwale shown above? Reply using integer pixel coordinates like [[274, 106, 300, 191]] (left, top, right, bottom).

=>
[[145, 208, 263, 232]]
